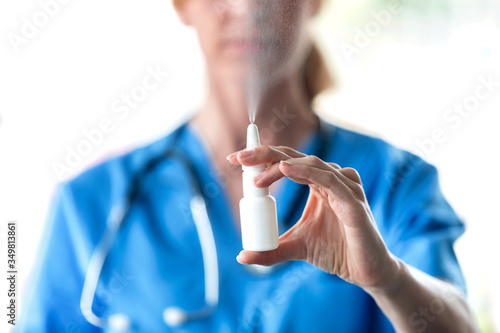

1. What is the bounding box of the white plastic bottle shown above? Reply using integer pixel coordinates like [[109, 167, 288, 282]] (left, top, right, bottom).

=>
[[239, 124, 280, 251]]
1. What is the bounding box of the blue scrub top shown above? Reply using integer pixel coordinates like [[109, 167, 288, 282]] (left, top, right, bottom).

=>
[[16, 119, 466, 333]]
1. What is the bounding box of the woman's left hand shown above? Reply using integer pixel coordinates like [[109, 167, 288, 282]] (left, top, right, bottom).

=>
[[227, 145, 401, 291]]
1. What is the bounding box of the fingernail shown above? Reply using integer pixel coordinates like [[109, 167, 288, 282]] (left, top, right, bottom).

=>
[[253, 172, 265, 183], [226, 152, 237, 160], [236, 255, 246, 264], [239, 149, 254, 158], [281, 160, 293, 166]]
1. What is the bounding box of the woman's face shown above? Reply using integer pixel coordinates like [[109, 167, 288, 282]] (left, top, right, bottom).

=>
[[175, 0, 320, 83]]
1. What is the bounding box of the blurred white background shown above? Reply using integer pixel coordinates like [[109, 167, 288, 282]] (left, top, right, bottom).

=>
[[0, 0, 498, 332]]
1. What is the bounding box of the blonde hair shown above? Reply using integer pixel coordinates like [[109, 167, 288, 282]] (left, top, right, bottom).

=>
[[173, 0, 334, 101]]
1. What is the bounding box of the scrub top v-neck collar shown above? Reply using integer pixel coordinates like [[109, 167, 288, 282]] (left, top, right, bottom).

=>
[[180, 120, 335, 248]]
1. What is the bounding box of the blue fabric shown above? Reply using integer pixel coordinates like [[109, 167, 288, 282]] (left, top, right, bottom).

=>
[[16, 120, 466, 333]]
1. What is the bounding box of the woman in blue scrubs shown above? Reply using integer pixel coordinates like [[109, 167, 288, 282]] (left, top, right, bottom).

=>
[[17, 0, 478, 332]]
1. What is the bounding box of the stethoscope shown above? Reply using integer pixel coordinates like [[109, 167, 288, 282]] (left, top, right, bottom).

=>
[[80, 119, 332, 331]]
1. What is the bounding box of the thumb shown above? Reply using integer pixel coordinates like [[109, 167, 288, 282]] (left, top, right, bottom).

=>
[[236, 231, 305, 266]]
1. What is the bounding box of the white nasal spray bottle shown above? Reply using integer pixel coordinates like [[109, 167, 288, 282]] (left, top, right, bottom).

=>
[[239, 124, 280, 252]]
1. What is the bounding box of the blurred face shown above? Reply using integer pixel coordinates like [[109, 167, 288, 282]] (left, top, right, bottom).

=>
[[175, 0, 320, 84]]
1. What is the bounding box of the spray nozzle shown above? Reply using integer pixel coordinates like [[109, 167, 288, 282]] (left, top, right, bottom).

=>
[[244, 124, 265, 172], [246, 124, 261, 149]]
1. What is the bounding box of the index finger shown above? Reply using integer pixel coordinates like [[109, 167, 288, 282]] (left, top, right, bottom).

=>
[[226, 145, 306, 166]]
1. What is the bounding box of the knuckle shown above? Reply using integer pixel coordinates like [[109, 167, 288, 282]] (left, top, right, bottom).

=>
[[342, 167, 362, 184], [282, 146, 302, 156], [307, 155, 321, 164], [275, 145, 289, 152], [351, 183, 365, 196], [262, 145, 273, 155], [269, 146, 286, 159], [329, 163, 341, 169], [260, 146, 276, 160]]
